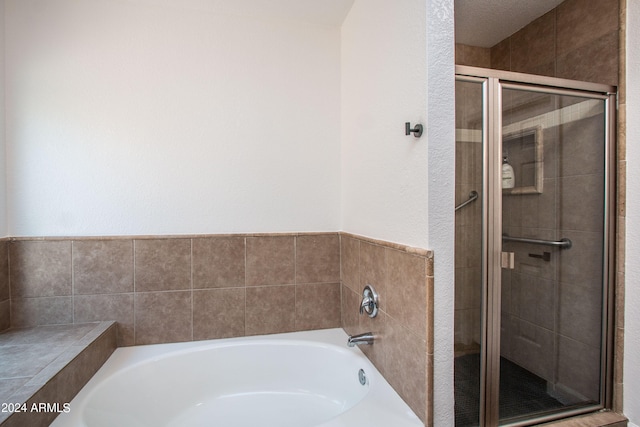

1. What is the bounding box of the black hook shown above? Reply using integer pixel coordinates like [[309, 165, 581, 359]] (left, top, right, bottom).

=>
[[405, 122, 423, 138]]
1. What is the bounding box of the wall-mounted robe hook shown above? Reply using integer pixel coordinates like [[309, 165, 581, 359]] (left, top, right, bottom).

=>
[[405, 122, 423, 138]]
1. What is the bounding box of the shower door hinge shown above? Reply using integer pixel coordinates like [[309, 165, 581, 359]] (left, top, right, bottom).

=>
[[501, 252, 515, 269]]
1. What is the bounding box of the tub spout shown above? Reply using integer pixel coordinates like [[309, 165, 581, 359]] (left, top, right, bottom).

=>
[[347, 332, 374, 347]]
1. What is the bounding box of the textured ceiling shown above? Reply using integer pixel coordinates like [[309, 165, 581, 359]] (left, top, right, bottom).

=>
[[455, 0, 566, 48]]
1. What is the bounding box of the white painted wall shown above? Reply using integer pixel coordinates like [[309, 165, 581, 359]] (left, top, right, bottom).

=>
[[4, 0, 345, 236], [341, 1, 455, 425], [426, 1, 455, 425], [340, 0, 428, 249], [0, 0, 7, 237], [624, 2, 640, 426], [4, 0, 459, 421]]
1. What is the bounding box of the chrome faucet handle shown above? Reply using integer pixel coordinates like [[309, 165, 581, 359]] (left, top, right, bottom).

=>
[[359, 296, 373, 315], [359, 284, 379, 318]]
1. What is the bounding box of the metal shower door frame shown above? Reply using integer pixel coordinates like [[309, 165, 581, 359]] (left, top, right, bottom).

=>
[[455, 65, 617, 427]]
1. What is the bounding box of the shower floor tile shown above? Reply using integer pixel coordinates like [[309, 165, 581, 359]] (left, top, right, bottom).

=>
[[454, 353, 565, 426]]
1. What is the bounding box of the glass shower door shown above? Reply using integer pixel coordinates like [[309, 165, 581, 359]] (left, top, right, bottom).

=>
[[499, 85, 610, 424], [455, 66, 615, 427], [454, 78, 486, 427]]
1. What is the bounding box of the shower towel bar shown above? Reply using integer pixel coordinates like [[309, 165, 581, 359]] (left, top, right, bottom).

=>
[[455, 191, 479, 212], [502, 234, 572, 249]]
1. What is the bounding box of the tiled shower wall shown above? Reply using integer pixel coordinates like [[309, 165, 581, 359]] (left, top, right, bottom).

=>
[[615, 0, 626, 412], [456, 0, 620, 87], [0, 232, 434, 425]]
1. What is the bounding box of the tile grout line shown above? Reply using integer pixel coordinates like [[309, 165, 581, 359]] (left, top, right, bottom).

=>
[[133, 239, 136, 345], [244, 237, 247, 337], [190, 238, 194, 342], [293, 236, 297, 331], [6, 241, 12, 329], [71, 241, 75, 325], [339, 233, 343, 331]]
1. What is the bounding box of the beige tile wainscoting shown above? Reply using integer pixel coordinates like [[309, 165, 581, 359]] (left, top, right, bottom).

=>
[[340, 233, 434, 425], [0, 232, 434, 425], [3, 233, 342, 346]]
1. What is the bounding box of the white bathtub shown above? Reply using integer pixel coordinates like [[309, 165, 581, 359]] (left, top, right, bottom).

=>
[[52, 328, 422, 427]]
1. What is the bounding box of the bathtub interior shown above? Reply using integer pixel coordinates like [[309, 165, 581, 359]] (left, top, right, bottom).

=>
[[52, 328, 423, 427], [85, 343, 368, 427]]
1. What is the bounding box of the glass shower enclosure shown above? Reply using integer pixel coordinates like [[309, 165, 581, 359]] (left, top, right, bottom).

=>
[[454, 66, 616, 426]]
